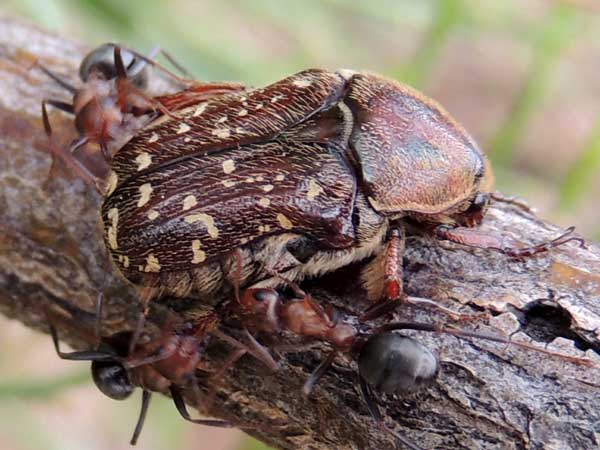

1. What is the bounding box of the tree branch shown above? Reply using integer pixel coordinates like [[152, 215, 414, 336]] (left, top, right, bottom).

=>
[[1, 17, 599, 450]]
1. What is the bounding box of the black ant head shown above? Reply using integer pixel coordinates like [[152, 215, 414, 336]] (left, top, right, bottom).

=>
[[79, 43, 148, 89], [91, 360, 135, 401], [358, 332, 439, 394]]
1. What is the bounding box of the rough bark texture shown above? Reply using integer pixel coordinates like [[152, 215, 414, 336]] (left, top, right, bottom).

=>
[[1, 17, 599, 450]]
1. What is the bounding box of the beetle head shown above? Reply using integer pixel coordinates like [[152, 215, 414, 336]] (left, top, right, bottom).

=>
[[91, 360, 135, 400], [358, 332, 438, 394], [79, 43, 148, 89]]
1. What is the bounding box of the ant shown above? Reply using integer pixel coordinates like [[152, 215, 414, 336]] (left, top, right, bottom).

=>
[[39, 42, 245, 191], [45, 306, 266, 445], [225, 281, 594, 450]]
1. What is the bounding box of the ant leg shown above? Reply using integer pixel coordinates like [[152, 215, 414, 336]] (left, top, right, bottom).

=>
[[302, 351, 336, 396], [94, 292, 104, 343], [130, 390, 152, 445], [434, 225, 585, 259], [359, 376, 423, 450], [46, 317, 114, 362], [211, 328, 279, 372], [41, 100, 99, 190], [169, 385, 231, 427], [127, 278, 158, 355], [379, 321, 595, 367], [38, 65, 77, 94], [211, 347, 248, 380]]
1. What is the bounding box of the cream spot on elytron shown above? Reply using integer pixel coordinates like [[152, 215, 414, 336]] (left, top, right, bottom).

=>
[[222, 180, 236, 188], [262, 184, 274, 193], [177, 123, 191, 134], [135, 152, 152, 171], [306, 179, 324, 201], [258, 224, 272, 234], [277, 213, 293, 230], [144, 254, 161, 272], [217, 116, 228, 123], [182, 194, 198, 211], [184, 213, 219, 238], [212, 128, 231, 139], [271, 94, 285, 103], [258, 197, 270, 207], [137, 183, 153, 207], [122, 255, 130, 268], [275, 174, 285, 181], [293, 78, 312, 88], [193, 102, 208, 116], [191, 239, 206, 264], [245, 177, 255, 183], [256, 176, 264, 182], [222, 159, 236, 174], [238, 109, 248, 116], [105, 171, 118, 196], [107, 207, 119, 249], [147, 210, 160, 221], [148, 132, 159, 143], [255, 103, 264, 110]]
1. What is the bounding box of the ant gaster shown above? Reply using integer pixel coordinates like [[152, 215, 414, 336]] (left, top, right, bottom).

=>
[[46, 309, 234, 445]]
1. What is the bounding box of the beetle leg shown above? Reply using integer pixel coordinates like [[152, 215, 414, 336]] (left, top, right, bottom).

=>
[[361, 226, 406, 321], [434, 225, 585, 258], [490, 192, 535, 214]]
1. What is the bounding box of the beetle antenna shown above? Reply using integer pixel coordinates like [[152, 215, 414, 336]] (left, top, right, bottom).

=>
[[378, 321, 594, 366], [358, 376, 423, 450], [130, 390, 152, 445]]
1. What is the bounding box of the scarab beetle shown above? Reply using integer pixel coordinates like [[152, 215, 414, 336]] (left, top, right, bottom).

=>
[[100, 67, 581, 312]]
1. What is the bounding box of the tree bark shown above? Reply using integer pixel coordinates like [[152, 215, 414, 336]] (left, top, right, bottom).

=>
[[1, 17, 599, 450]]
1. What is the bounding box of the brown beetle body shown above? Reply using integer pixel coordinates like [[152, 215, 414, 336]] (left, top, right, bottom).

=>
[[102, 67, 580, 308], [102, 68, 497, 304]]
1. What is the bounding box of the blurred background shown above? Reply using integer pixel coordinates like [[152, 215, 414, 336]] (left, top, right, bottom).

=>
[[1, 0, 599, 449]]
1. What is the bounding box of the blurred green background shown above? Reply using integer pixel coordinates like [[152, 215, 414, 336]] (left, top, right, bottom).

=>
[[1, 0, 599, 449]]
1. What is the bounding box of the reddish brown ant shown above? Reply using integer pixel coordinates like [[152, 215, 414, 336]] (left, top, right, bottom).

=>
[[46, 307, 243, 445], [225, 283, 594, 450], [40, 43, 245, 191]]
